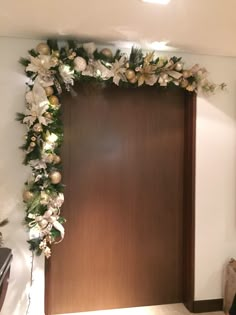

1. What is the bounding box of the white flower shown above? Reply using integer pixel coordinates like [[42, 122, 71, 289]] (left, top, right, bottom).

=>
[[59, 64, 75, 85], [26, 55, 51, 73], [29, 159, 47, 170], [49, 193, 64, 209], [23, 102, 48, 126], [166, 70, 183, 80], [82, 60, 113, 80], [110, 55, 127, 85], [44, 247, 51, 258], [25, 91, 34, 104], [26, 55, 55, 86]]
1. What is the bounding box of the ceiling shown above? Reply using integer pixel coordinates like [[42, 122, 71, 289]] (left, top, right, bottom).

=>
[[1, 0, 236, 57]]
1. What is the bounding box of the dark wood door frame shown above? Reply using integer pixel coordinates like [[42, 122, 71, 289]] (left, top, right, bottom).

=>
[[183, 91, 196, 312], [45, 90, 196, 315]]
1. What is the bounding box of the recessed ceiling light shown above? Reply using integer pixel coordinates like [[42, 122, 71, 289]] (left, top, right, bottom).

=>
[[142, 0, 171, 4], [149, 41, 168, 50]]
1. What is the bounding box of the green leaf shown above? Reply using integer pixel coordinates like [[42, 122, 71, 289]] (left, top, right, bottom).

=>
[[129, 47, 144, 68], [67, 40, 77, 50], [47, 39, 59, 51], [28, 49, 38, 57], [19, 57, 30, 67]]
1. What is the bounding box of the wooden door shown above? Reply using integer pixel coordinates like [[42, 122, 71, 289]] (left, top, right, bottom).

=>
[[46, 85, 195, 314]]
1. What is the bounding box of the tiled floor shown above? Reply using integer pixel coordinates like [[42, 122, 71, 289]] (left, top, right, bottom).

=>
[[59, 304, 224, 315]]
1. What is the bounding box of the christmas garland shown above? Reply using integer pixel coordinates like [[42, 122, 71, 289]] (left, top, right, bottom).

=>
[[17, 40, 225, 258]]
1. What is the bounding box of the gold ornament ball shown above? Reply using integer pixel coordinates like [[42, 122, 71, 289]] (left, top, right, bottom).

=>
[[53, 155, 61, 164], [129, 76, 138, 84], [36, 43, 50, 55], [50, 171, 62, 184], [53, 50, 60, 58], [49, 95, 59, 107], [31, 136, 36, 141], [44, 112, 52, 119], [45, 86, 54, 96], [33, 123, 43, 133], [125, 69, 136, 80], [46, 153, 54, 164], [30, 142, 36, 148], [23, 190, 34, 202], [39, 219, 48, 229], [100, 48, 113, 58], [51, 56, 59, 67], [181, 79, 188, 88]]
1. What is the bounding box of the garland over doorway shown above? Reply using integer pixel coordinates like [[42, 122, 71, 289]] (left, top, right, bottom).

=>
[[17, 40, 225, 258]]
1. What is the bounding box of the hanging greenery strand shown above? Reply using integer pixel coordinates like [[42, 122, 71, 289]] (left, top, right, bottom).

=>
[[17, 40, 226, 258]]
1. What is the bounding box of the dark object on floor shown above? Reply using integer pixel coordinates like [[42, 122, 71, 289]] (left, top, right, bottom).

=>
[[224, 259, 236, 314], [229, 294, 236, 315], [0, 248, 12, 312], [0, 219, 9, 248]]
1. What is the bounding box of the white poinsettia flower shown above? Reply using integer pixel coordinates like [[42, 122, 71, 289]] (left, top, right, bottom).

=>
[[23, 78, 50, 126], [23, 102, 48, 126], [59, 64, 75, 85], [166, 70, 183, 80], [25, 91, 34, 104], [82, 60, 95, 77], [110, 55, 127, 85], [26, 55, 53, 73], [95, 60, 113, 79], [25, 79, 49, 107], [82, 60, 113, 80], [29, 159, 47, 170], [26, 55, 55, 86], [33, 78, 50, 106]]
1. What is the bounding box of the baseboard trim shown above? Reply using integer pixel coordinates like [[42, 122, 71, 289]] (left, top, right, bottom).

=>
[[191, 298, 223, 313]]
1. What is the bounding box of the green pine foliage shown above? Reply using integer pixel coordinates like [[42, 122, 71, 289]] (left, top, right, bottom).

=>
[[47, 39, 59, 51], [129, 47, 144, 68], [18, 40, 225, 257], [19, 57, 30, 67]]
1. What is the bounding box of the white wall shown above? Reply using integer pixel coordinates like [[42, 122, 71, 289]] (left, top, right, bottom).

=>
[[0, 38, 236, 315], [0, 38, 44, 315], [181, 53, 236, 300]]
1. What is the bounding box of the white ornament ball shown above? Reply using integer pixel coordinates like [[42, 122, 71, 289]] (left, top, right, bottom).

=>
[[74, 56, 87, 72], [36, 43, 50, 55], [175, 62, 183, 71]]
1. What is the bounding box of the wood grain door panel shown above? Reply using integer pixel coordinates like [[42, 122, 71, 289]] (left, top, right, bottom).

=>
[[46, 86, 190, 314]]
